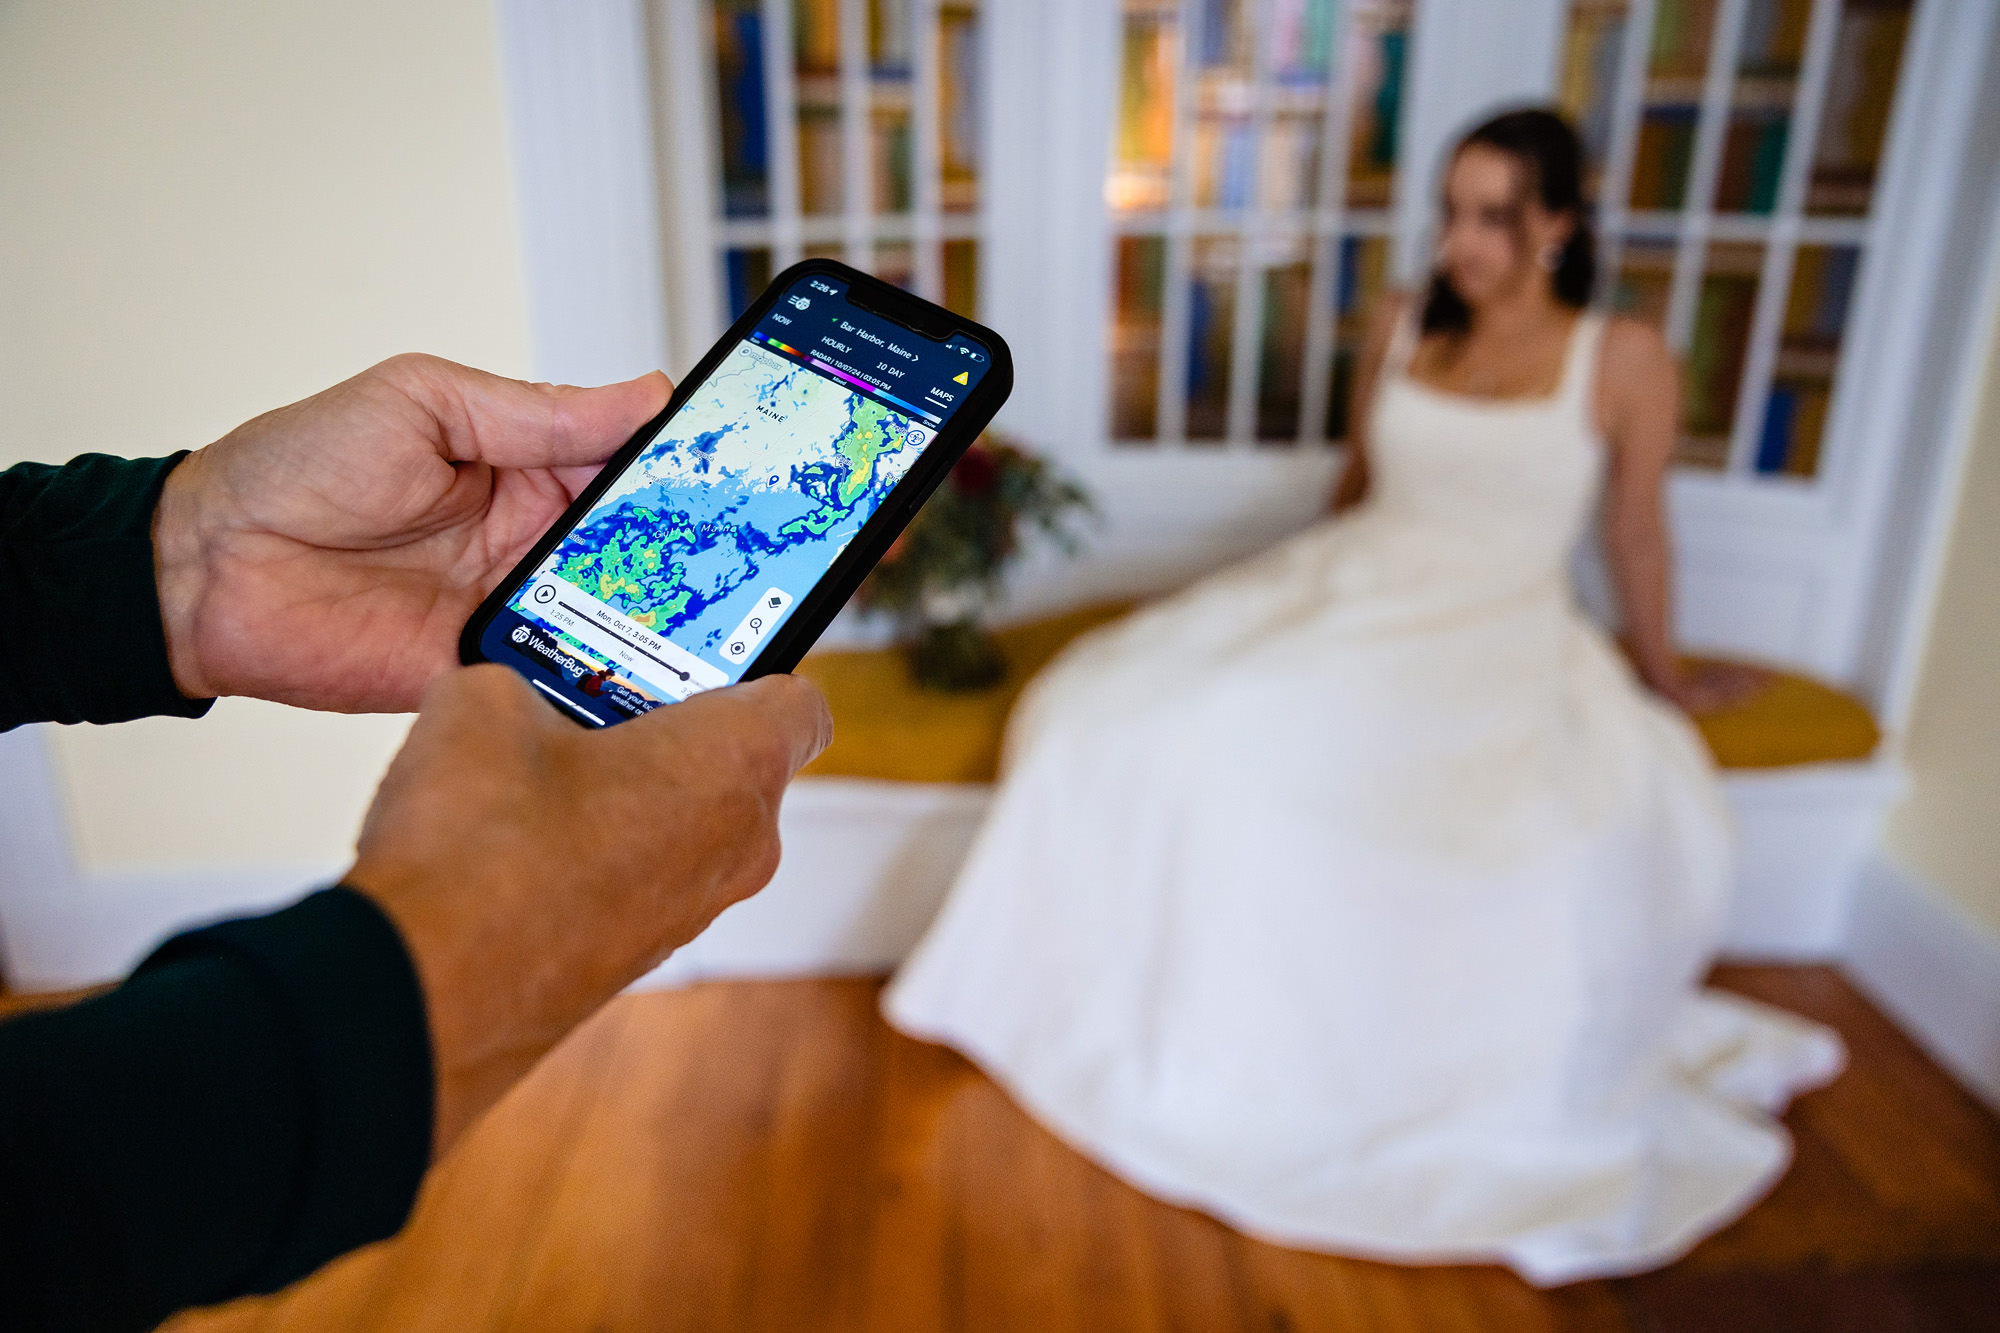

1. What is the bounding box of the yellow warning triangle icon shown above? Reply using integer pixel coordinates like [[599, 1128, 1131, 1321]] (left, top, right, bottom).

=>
[[953, 371, 969, 384]]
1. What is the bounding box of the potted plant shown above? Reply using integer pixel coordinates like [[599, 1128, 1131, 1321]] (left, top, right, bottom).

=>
[[857, 434, 1092, 691]]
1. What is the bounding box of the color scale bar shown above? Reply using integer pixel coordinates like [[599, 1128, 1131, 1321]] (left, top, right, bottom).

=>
[[751, 332, 943, 425]]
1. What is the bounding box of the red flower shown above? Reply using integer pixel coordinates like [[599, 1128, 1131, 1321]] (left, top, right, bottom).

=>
[[950, 444, 1001, 498]]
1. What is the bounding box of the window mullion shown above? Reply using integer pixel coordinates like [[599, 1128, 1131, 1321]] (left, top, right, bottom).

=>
[[838, 0, 873, 268], [1662, 0, 1751, 353], [1592, 0, 1660, 295], [1295, 7, 1360, 446], [760, 0, 805, 267], [1153, 0, 1204, 445], [1224, 0, 1280, 444], [911, 0, 945, 302], [1722, 0, 1846, 474]]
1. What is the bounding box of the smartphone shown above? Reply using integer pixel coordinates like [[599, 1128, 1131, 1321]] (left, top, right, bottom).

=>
[[460, 259, 1012, 726]]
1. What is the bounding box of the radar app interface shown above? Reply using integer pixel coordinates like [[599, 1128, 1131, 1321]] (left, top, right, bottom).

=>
[[482, 274, 992, 726]]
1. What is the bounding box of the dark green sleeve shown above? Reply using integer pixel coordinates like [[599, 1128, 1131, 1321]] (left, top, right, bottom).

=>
[[0, 453, 216, 730], [0, 887, 435, 1333]]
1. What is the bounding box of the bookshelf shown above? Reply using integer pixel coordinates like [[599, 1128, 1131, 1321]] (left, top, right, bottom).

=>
[[1560, 0, 1914, 478], [699, 0, 987, 329], [1105, 0, 1413, 448]]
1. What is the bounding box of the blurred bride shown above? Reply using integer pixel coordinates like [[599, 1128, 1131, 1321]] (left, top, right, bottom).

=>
[[885, 109, 1843, 1284]]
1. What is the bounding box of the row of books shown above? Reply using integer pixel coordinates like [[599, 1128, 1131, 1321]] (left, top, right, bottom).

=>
[[1643, 0, 1810, 81], [1560, 0, 1626, 198], [1110, 5, 1177, 211], [1106, 229, 1392, 442], [1109, 235, 1166, 439], [1808, 0, 1909, 214], [1567, 0, 1905, 223], [1109, 0, 1406, 215], [1629, 103, 1790, 214], [715, 0, 980, 220], [793, 0, 918, 77], [1754, 243, 1857, 474]]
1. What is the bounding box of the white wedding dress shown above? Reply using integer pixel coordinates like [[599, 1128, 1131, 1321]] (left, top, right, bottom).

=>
[[884, 313, 1844, 1284]]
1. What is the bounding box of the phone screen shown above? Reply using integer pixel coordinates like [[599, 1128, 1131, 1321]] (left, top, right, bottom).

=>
[[477, 272, 993, 726]]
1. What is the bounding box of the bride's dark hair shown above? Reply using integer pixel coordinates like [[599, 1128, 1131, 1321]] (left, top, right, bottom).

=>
[[1421, 108, 1596, 335]]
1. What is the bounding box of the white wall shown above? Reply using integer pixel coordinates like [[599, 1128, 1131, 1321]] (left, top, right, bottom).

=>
[[0, 0, 530, 876], [1882, 330, 2000, 943]]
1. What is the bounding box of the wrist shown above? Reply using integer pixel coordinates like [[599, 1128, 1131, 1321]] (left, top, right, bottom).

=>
[[152, 449, 221, 700]]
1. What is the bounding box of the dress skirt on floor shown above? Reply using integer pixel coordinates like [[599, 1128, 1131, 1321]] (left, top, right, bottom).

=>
[[883, 314, 1844, 1284]]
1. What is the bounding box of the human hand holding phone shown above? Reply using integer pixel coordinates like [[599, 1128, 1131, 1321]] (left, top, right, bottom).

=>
[[462, 260, 1012, 727], [347, 662, 831, 1154], [153, 354, 670, 713]]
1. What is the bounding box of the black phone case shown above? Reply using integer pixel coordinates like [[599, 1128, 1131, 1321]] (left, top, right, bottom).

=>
[[457, 257, 1015, 707]]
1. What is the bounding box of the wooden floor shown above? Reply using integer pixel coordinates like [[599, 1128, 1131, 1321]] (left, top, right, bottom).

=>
[[160, 966, 2000, 1333]]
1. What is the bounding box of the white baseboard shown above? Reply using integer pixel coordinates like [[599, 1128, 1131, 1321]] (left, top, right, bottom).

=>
[[1843, 854, 2000, 1112]]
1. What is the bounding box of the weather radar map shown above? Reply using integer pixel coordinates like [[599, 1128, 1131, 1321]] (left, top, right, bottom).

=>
[[514, 340, 923, 664], [483, 269, 993, 726]]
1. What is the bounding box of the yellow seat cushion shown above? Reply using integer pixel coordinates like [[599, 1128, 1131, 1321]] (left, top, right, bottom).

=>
[[795, 604, 1878, 783]]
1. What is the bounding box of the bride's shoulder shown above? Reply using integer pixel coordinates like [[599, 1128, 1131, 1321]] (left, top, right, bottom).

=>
[[1591, 315, 1679, 443], [1596, 314, 1674, 379]]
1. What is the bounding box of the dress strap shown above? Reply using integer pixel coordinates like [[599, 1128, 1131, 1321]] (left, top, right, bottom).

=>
[[1557, 312, 1607, 425], [1383, 302, 1423, 380]]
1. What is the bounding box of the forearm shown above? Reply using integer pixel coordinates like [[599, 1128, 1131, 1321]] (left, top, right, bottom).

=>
[[0, 454, 215, 730], [1329, 449, 1370, 514], [1606, 509, 1680, 691], [0, 888, 432, 1332]]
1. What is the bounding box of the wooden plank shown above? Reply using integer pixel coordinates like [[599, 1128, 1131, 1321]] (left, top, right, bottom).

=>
[[146, 966, 2000, 1330]]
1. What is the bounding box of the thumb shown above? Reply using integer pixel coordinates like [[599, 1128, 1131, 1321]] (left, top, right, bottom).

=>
[[395, 355, 673, 471]]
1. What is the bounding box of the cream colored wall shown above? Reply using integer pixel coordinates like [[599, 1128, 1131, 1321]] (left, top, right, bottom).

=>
[[1884, 325, 2000, 941], [0, 0, 529, 871]]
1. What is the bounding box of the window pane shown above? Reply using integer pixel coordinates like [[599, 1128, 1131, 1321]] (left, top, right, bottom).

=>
[[1649, 0, 1721, 78], [1261, 0, 1337, 212], [713, 0, 770, 219], [1110, 236, 1166, 440], [1631, 104, 1698, 210], [795, 0, 843, 216], [1192, 0, 1255, 209], [1256, 242, 1313, 441], [940, 1, 982, 212], [1611, 235, 1676, 328], [871, 0, 914, 214], [1184, 236, 1239, 440], [1631, 0, 1717, 210], [1682, 241, 1763, 468], [1109, 0, 1180, 212], [1714, 0, 1809, 215], [723, 246, 774, 319], [1560, 0, 1630, 201], [873, 240, 915, 289], [1757, 243, 1858, 476], [943, 237, 979, 316], [1344, 1, 1414, 210], [1326, 233, 1391, 439], [1809, 0, 1912, 216]]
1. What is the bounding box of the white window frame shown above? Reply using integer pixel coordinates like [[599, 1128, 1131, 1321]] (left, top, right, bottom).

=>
[[494, 0, 2000, 718]]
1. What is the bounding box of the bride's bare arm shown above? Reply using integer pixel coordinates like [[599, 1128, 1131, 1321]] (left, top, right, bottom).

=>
[[1330, 293, 1408, 513], [1597, 319, 1687, 701]]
